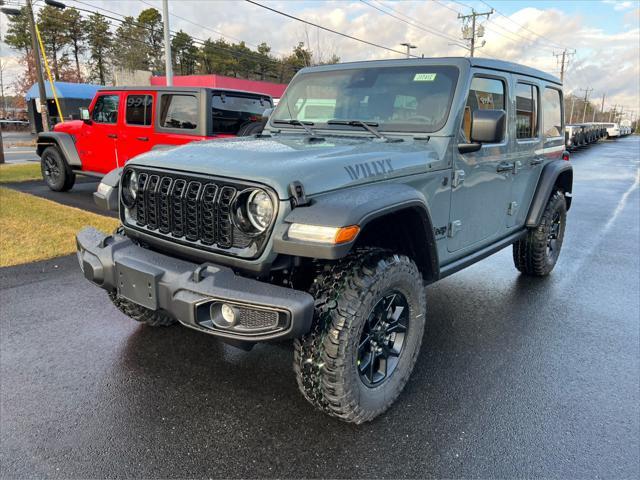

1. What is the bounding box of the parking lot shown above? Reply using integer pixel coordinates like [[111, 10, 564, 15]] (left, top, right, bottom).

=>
[[1, 136, 638, 478]]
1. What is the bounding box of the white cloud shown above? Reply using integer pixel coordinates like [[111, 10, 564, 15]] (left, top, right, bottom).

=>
[[603, 0, 636, 12]]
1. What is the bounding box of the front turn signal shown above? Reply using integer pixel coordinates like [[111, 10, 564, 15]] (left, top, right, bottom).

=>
[[288, 224, 360, 244]]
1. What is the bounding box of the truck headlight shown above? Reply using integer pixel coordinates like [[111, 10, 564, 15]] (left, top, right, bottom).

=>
[[232, 188, 274, 235], [121, 169, 138, 208]]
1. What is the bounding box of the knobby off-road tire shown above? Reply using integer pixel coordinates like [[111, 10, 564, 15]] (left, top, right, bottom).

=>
[[40, 146, 76, 192], [513, 191, 567, 276], [294, 248, 427, 424], [107, 292, 177, 327]]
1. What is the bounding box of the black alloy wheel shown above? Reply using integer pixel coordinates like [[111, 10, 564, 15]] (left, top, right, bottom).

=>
[[357, 291, 409, 387]]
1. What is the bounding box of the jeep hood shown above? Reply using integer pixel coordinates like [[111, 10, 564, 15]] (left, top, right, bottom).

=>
[[130, 135, 448, 199]]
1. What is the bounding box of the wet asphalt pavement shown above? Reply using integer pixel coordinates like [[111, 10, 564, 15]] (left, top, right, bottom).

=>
[[1, 137, 639, 479]]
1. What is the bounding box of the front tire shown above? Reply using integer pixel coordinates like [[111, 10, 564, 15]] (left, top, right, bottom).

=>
[[107, 292, 177, 327], [513, 191, 567, 276], [40, 146, 75, 192], [294, 248, 426, 423]]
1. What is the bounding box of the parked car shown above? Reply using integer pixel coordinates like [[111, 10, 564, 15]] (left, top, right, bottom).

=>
[[605, 122, 621, 138], [36, 87, 273, 191], [565, 125, 582, 150], [78, 57, 572, 423]]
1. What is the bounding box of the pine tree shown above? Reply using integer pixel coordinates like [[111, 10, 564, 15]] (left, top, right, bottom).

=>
[[171, 31, 198, 75], [85, 12, 112, 84], [63, 8, 86, 82], [137, 8, 164, 75], [37, 5, 70, 80]]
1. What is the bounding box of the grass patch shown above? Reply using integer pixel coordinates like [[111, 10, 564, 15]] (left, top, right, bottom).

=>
[[0, 187, 119, 267], [0, 163, 42, 183]]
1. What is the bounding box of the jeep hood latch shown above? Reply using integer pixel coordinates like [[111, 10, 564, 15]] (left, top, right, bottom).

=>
[[289, 181, 309, 208]]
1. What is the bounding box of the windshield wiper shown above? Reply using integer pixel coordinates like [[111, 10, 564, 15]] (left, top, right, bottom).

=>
[[327, 119, 394, 141], [272, 119, 317, 136]]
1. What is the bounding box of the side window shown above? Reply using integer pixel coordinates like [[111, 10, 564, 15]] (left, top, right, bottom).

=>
[[462, 77, 505, 141], [159, 94, 198, 130], [542, 87, 562, 137], [126, 95, 153, 126], [516, 83, 539, 139], [92, 95, 119, 124]]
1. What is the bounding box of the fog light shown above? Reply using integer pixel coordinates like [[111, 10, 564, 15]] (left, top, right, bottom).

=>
[[220, 303, 237, 325]]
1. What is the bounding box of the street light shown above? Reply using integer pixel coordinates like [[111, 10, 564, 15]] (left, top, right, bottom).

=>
[[400, 42, 416, 59]]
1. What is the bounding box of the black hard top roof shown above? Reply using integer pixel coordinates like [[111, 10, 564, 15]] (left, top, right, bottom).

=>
[[97, 86, 273, 98]]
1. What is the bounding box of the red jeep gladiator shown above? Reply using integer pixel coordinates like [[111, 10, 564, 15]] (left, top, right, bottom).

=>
[[36, 87, 273, 191]]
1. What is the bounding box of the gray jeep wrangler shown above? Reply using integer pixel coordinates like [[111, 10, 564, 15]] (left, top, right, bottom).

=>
[[77, 57, 572, 423]]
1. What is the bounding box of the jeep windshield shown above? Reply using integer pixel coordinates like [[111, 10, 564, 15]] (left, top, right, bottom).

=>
[[271, 65, 459, 134]]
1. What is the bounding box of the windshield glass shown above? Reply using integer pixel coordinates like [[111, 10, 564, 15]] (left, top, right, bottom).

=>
[[271, 65, 459, 133], [212, 93, 272, 134]]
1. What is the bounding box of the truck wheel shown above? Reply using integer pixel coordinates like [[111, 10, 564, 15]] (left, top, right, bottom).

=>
[[294, 248, 426, 423], [513, 191, 567, 276], [107, 292, 177, 327], [41, 146, 75, 192]]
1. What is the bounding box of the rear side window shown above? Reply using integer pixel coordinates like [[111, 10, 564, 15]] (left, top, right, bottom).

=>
[[211, 94, 272, 134], [92, 94, 119, 124], [159, 94, 198, 130], [516, 83, 539, 139], [542, 87, 562, 137], [126, 95, 153, 126], [462, 77, 506, 141]]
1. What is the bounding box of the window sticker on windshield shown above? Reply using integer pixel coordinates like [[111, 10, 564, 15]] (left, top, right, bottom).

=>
[[413, 73, 437, 82]]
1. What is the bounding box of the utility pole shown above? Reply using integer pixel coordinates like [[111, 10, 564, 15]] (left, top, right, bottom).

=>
[[600, 93, 606, 115], [553, 48, 575, 83], [580, 87, 593, 123], [26, 0, 50, 131], [400, 42, 416, 59], [162, 0, 173, 86], [609, 105, 616, 122], [569, 94, 576, 124], [458, 8, 493, 57]]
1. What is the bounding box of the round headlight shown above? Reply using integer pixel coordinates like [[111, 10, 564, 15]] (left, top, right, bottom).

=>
[[247, 189, 274, 232], [121, 169, 138, 208]]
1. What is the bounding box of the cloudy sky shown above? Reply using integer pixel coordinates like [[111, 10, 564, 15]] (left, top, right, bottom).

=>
[[1, 0, 638, 117]]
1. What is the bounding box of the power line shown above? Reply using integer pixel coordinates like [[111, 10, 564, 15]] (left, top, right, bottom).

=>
[[457, 7, 493, 57], [478, 0, 567, 50], [137, 0, 289, 58], [359, 0, 469, 51], [552, 48, 575, 82], [66, 0, 295, 72], [244, 0, 417, 58]]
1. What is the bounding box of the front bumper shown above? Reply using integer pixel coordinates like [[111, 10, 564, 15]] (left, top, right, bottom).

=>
[[76, 227, 314, 343]]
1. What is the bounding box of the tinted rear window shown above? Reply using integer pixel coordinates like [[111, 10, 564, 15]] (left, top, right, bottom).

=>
[[211, 94, 272, 134], [126, 95, 153, 126]]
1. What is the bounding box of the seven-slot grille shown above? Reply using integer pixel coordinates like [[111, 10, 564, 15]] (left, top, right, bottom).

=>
[[129, 170, 250, 250]]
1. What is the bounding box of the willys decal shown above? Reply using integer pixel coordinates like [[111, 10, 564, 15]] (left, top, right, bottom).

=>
[[345, 159, 394, 180]]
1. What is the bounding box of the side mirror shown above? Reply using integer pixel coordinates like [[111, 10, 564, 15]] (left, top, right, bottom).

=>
[[458, 109, 506, 154], [80, 108, 92, 125]]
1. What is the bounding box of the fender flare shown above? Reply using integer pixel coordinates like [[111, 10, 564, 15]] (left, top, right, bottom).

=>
[[93, 167, 122, 212], [36, 132, 82, 167], [272, 183, 439, 278], [526, 160, 573, 227]]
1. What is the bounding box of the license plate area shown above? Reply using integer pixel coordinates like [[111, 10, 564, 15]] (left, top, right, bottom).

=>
[[115, 258, 163, 310]]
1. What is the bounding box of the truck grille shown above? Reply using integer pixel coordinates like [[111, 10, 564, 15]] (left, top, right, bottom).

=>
[[124, 168, 269, 254]]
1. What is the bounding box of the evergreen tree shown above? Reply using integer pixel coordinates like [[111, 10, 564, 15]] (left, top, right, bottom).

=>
[[111, 16, 149, 72], [171, 30, 198, 75], [86, 12, 112, 84], [37, 5, 70, 80], [137, 8, 164, 74], [63, 8, 86, 82]]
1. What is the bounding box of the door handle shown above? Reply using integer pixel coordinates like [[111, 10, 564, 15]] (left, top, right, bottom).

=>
[[107, 134, 118, 139], [497, 162, 514, 173], [136, 136, 149, 142], [530, 157, 544, 165]]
